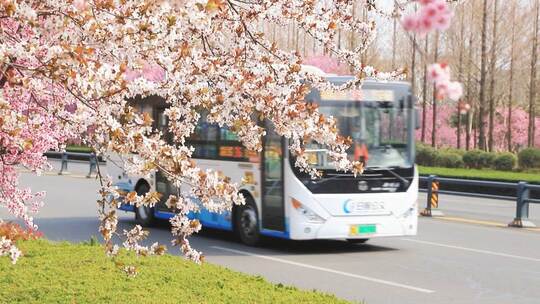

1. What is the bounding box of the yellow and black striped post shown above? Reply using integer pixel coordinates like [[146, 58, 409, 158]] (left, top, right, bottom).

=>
[[430, 180, 439, 209], [421, 175, 444, 217]]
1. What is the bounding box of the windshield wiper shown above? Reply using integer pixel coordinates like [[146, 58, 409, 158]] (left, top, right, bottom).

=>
[[367, 166, 410, 188], [309, 173, 353, 185]]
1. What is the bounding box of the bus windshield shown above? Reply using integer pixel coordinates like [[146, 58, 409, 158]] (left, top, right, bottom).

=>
[[303, 82, 414, 170]]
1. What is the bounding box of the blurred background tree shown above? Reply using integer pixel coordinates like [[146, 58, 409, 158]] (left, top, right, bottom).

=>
[[261, 0, 540, 152]]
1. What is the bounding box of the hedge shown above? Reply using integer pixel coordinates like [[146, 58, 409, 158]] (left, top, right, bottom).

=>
[[415, 143, 527, 172], [518, 148, 540, 169]]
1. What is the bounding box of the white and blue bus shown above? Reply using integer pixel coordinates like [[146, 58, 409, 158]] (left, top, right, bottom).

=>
[[109, 76, 418, 245]]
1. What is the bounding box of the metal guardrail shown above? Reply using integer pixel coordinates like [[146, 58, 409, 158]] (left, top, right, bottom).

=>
[[420, 175, 539, 228], [58, 152, 98, 178]]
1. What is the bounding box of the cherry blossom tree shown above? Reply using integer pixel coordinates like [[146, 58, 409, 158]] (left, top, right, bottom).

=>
[[416, 105, 540, 150], [0, 0, 457, 267]]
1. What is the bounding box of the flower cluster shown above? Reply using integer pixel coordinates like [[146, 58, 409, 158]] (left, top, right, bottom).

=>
[[427, 63, 463, 101], [401, 0, 453, 36], [121, 225, 166, 257], [0, 236, 21, 264]]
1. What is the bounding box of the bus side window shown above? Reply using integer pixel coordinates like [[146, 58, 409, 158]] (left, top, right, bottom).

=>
[[190, 114, 219, 158], [153, 107, 173, 145], [220, 127, 239, 141]]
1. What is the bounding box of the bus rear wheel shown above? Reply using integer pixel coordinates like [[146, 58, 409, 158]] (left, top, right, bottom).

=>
[[235, 199, 261, 246], [346, 238, 369, 244], [134, 183, 155, 227]]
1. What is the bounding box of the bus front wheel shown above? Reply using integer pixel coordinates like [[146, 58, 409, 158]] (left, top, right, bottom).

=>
[[134, 183, 155, 227], [235, 199, 261, 246]]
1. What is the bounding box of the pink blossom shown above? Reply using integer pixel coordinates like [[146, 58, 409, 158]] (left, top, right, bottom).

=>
[[64, 103, 77, 114], [141, 62, 166, 82], [401, 14, 419, 32], [73, 0, 88, 12], [0, 237, 21, 264], [123, 62, 166, 83], [427, 63, 450, 83], [427, 63, 462, 101], [401, 0, 452, 35], [123, 68, 141, 82], [303, 55, 350, 75], [417, 105, 540, 150], [447, 82, 463, 101]]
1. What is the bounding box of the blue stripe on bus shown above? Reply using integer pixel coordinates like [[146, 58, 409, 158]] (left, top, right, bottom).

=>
[[197, 220, 233, 231], [154, 209, 174, 219], [114, 182, 135, 212], [129, 206, 290, 239], [260, 218, 290, 239], [154, 209, 233, 231], [119, 204, 135, 212], [260, 229, 289, 239], [115, 182, 134, 191]]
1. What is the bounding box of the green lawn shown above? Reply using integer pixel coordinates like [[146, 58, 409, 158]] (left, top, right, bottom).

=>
[[419, 166, 540, 184], [66, 144, 93, 153], [0, 240, 348, 304]]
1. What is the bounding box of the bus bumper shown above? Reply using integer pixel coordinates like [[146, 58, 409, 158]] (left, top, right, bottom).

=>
[[289, 212, 418, 240]]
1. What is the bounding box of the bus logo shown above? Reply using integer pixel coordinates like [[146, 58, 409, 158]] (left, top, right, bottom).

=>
[[343, 199, 385, 214], [357, 181, 369, 191]]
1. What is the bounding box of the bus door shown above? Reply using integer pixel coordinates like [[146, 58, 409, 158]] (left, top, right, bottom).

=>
[[153, 107, 176, 213], [261, 122, 285, 231]]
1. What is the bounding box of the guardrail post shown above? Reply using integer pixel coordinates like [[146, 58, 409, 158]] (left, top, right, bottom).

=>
[[421, 175, 444, 217], [86, 152, 97, 178], [509, 182, 537, 228], [58, 152, 69, 175]]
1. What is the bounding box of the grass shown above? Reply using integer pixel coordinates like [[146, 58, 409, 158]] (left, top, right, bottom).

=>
[[0, 240, 349, 304], [419, 166, 540, 184], [66, 144, 93, 153]]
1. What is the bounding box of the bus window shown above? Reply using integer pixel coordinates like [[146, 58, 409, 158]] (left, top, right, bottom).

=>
[[154, 107, 173, 144]]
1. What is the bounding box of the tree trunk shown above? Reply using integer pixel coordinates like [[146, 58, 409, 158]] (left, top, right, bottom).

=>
[[432, 31, 440, 148], [349, 3, 356, 52], [488, 0, 499, 152], [421, 35, 429, 143], [295, 25, 300, 53], [337, 28, 341, 50], [411, 34, 417, 93], [508, 3, 516, 152], [478, 0, 489, 151], [272, 23, 277, 44], [392, 13, 397, 70], [465, 2, 475, 151], [303, 28, 307, 57], [360, 7, 368, 67], [312, 31, 316, 55], [457, 5, 465, 150], [528, 0, 539, 147]]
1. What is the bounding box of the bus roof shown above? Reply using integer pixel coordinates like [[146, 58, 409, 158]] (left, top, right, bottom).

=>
[[325, 76, 411, 88]]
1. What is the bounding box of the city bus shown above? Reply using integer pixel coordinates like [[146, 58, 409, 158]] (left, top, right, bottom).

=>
[[109, 74, 419, 245]]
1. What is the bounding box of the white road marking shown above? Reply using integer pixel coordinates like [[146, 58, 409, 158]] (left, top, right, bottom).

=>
[[211, 245, 435, 294], [401, 238, 540, 262]]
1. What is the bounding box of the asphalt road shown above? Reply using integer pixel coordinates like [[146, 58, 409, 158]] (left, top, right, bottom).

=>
[[418, 191, 540, 227], [2, 161, 540, 304]]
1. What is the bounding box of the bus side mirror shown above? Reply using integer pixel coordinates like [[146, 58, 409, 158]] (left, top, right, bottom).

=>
[[415, 108, 421, 130]]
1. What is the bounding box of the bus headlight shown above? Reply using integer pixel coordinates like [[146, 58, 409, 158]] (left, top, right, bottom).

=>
[[291, 198, 325, 223], [400, 206, 416, 219]]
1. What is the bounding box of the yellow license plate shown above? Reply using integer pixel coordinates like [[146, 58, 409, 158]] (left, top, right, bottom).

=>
[[349, 224, 377, 236]]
